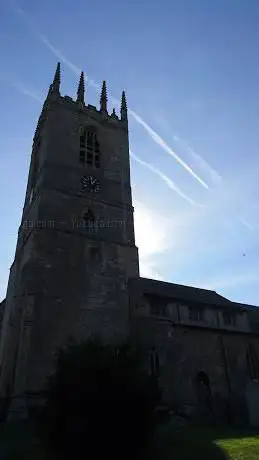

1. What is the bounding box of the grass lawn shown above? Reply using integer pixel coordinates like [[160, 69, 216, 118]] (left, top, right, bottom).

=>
[[1, 420, 259, 459], [217, 435, 259, 460], [150, 423, 259, 459]]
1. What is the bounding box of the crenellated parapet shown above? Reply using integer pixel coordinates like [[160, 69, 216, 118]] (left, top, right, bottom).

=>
[[35, 63, 128, 132]]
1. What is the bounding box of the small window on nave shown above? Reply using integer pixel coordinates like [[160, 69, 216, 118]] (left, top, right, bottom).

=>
[[79, 127, 101, 168], [222, 311, 236, 326], [150, 303, 168, 317], [189, 306, 204, 322]]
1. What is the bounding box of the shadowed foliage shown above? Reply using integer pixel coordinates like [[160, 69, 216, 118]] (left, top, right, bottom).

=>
[[37, 338, 161, 460]]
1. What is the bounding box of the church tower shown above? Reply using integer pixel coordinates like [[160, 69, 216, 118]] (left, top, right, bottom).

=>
[[0, 64, 139, 415]]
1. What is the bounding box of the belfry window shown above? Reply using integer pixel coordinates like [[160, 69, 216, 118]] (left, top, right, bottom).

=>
[[79, 127, 101, 168]]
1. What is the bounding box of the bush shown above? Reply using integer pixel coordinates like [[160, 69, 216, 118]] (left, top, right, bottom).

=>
[[38, 338, 161, 460]]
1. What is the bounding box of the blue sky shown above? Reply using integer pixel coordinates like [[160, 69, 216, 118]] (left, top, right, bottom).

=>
[[1, 0, 259, 305]]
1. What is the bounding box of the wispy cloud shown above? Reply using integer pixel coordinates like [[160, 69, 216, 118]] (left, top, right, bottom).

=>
[[10, 80, 43, 103], [14, 4, 211, 191], [0, 67, 43, 103], [130, 151, 204, 207]]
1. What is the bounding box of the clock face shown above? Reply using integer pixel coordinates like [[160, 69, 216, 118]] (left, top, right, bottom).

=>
[[81, 175, 100, 193]]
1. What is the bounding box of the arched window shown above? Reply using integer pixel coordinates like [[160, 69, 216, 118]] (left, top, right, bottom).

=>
[[195, 371, 212, 412], [246, 344, 259, 381], [149, 348, 160, 377], [196, 371, 210, 388], [82, 209, 96, 234], [83, 209, 95, 227], [79, 127, 101, 168]]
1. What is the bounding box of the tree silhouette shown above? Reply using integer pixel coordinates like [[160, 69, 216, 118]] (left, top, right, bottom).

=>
[[38, 338, 161, 460]]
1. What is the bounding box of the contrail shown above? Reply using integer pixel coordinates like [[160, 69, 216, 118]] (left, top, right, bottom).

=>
[[40, 36, 82, 76], [128, 111, 209, 189], [14, 4, 210, 191], [130, 151, 204, 207], [12, 2, 255, 230], [173, 135, 222, 185], [14, 5, 82, 76], [84, 83, 209, 191], [6, 73, 202, 208], [238, 216, 254, 231]]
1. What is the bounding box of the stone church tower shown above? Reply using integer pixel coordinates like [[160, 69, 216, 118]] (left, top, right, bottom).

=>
[[0, 64, 139, 415], [2, 63, 259, 427]]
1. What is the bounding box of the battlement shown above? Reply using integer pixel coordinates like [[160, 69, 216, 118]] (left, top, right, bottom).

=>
[[57, 94, 123, 127], [45, 63, 127, 125]]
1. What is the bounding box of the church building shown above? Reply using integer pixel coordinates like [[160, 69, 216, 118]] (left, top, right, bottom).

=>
[[1, 64, 259, 425]]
